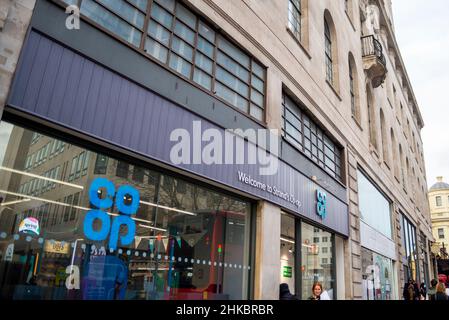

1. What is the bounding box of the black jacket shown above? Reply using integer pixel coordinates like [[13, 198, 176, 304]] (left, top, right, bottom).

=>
[[402, 282, 420, 300], [435, 292, 448, 301], [279, 283, 299, 300]]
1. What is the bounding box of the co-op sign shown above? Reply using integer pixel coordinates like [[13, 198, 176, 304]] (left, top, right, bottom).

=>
[[237, 171, 327, 220], [82, 173, 327, 248]]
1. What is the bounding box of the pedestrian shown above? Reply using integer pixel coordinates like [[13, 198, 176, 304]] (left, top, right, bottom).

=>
[[428, 279, 438, 301], [309, 282, 323, 300], [279, 283, 299, 300], [419, 282, 426, 300], [403, 279, 420, 300], [435, 282, 448, 301]]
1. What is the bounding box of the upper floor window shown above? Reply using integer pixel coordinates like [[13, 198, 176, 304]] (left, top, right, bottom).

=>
[[62, 0, 266, 122], [282, 93, 343, 181], [438, 228, 444, 239], [436, 196, 442, 207], [344, 0, 353, 22], [288, 0, 301, 41], [348, 53, 359, 122], [324, 19, 333, 85], [349, 61, 355, 114]]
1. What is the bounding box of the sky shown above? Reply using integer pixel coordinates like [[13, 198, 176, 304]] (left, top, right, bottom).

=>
[[392, 0, 449, 188]]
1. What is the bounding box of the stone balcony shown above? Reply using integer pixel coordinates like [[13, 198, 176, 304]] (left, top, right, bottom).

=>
[[361, 35, 387, 88]]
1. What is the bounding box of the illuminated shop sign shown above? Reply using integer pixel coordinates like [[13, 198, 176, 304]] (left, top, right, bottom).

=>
[[19, 217, 40, 235], [316, 189, 327, 220], [83, 178, 139, 250], [44, 240, 70, 254]]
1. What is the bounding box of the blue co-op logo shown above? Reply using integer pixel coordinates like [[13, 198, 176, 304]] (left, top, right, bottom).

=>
[[83, 178, 139, 250], [316, 189, 327, 220]]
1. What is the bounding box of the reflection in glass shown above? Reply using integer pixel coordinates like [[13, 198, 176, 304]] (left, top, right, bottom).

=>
[[361, 247, 395, 300], [0, 121, 251, 300], [300, 222, 334, 300], [280, 213, 295, 295]]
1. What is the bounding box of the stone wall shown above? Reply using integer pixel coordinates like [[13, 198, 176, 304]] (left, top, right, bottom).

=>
[[0, 0, 36, 119]]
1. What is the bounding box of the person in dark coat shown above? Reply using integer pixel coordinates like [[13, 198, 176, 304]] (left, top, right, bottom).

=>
[[419, 282, 427, 300], [403, 279, 420, 300], [279, 283, 299, 300]]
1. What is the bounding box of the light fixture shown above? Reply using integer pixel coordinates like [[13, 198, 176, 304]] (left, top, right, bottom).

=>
[[280, 237, 295, 244], [288, 246, 293, 254], [0, 198, 31, 206], [140, 200, 197, 216], [0, 166, 83, 189], [138, 224, 167, 232]]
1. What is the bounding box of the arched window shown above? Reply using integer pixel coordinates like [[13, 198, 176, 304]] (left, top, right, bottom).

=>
[[380, 109, 389, 165], [345, 0, 352, 17], [366, 84, 377, 150], [404, 156, 410, 191], [324, 11, 339, 90], [391, 128, 399, 179], [399, 144, 405, 188], [288, 0, 302, 40], [349, 53, 360, 122], [325, 19, 333, 84]]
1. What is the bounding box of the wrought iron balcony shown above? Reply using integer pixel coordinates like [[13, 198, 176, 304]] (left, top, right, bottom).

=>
[[361, 35, 387, 88]]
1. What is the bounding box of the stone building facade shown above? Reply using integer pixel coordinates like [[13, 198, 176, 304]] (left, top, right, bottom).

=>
[[429, 177, 449, 257], [0, 0, 433, 300]]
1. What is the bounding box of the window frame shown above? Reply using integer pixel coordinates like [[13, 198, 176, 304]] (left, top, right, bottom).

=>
[[282, 93, 343, 181], [288, 0, 301, 41], [55, 0, 267, 124], [324, 18, 333, 85], [436, 196, 442, 207]]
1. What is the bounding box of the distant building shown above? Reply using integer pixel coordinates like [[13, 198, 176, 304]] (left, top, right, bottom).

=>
[[429, 177, 449, 258]]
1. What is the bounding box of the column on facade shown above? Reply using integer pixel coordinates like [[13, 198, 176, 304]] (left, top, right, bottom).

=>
[[254, 200, 281, 300]]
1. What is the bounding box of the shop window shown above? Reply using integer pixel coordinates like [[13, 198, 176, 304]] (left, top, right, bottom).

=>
[[402, 214, 419, 282], [357, 170, 392, 238], [280, 213, 296, 295], [0, 121, 251, 300], [301, 222, 335, 300], [361, 247, 395, 300]]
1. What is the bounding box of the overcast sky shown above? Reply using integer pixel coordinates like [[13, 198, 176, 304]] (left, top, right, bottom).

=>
[[392, 0, 449, 188]]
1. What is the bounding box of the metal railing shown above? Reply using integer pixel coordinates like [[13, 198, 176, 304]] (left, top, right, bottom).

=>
[[361, 35, 387, 67]]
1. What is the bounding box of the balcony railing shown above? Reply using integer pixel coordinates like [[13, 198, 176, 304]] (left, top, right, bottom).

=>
[[361, 35, 387, 88], [362, 35, 386, 67]]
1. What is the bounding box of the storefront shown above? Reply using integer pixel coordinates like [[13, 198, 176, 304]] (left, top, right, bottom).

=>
[[400, 214, 420, 284], [0, 12, 349, 298], [280, 212, 340, 300], [357, 169, 398, 300], [0, 121, 253, 300]]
